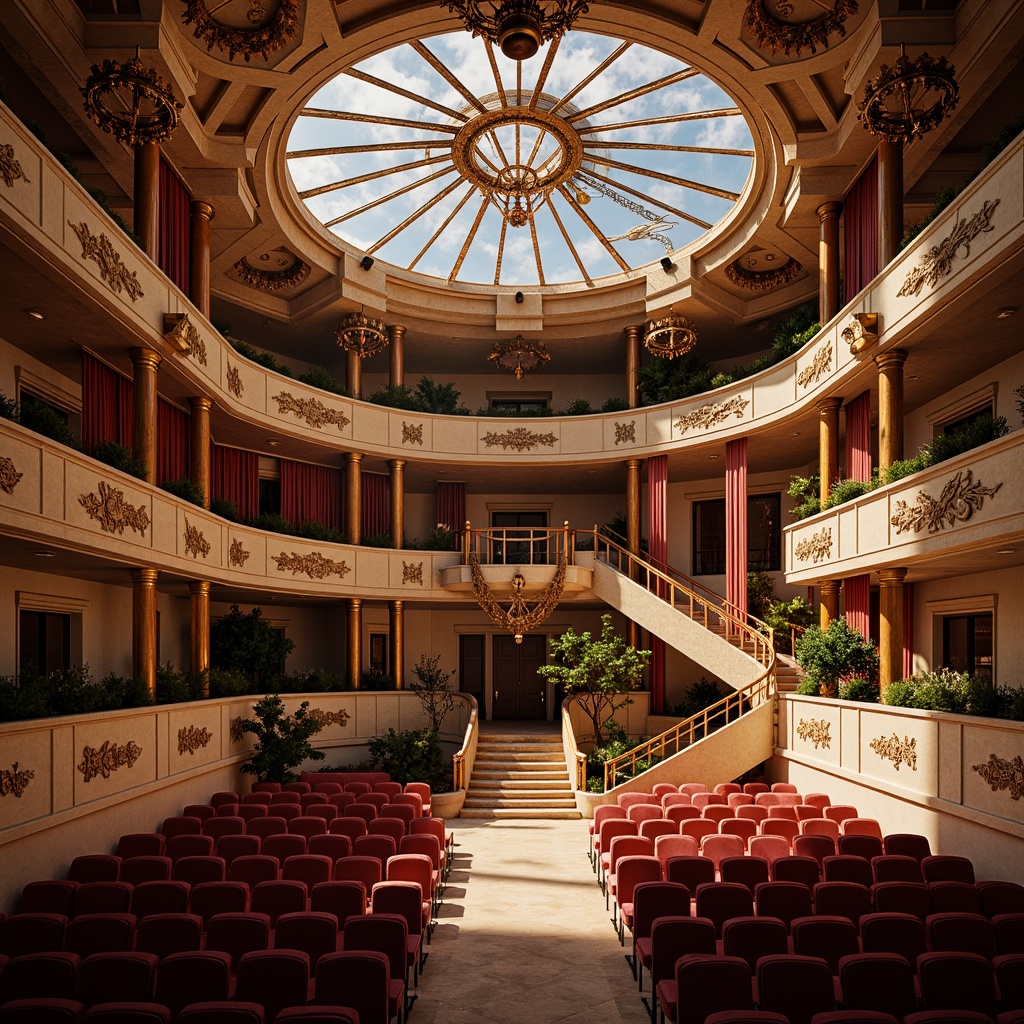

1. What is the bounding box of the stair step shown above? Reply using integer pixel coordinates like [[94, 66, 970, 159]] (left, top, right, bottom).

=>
[[472, 782, 573, 793], [473, 757, 565, 768], [460, 808, 581, 819], [463, 796, 578, 808], [473, 770, 569, 781]]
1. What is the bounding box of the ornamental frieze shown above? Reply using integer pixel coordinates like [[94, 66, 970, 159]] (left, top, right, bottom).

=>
[[272, 392, 351, 431], [725, 256, 802, 291], [184, 517, 211, 559], [0, 455, 23, 495], [614, 421, 636, 445], [68, 221, 144, 301], [403, 561, 424, 586], [0, 143, 30, 188], [795, 527, 832, 564], [79, 481, 151, 537], [0, 762, 35, 797], [890, 469, 1001, 535], [272, 550, 351, 580], [972, 753, 1024, 801], [675, 397, 750, 435], [482, 427, 557, 452], [898, 198, 1000, 298], [402, 422, 424, 446], [77, 740, 143, 783], [797, 344, 833, 388], [796, 717, 831, 750], [162, 313, 207, 366], [229, 538, 250, 567], [229, 717, 245, 742], [226, 364, 243, 398], [177, 725, 213, 756], [307, 708, 351, 729], [869, 733, 918, 771]]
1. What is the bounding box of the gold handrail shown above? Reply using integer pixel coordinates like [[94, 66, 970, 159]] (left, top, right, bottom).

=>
[[461, 520, 575, 567], [452, 701, 478, 791]]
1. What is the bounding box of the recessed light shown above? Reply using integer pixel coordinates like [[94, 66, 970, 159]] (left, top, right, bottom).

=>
[[24, 309, 44, 321], [908, 374, 920, 380], [791, 432, 800, 437], [34, 550, 56, 557], [708, 454, 720, 460], [998, 548, 1017, 555], [996, 307, 1016, 319], [267, 440, 279, 448]]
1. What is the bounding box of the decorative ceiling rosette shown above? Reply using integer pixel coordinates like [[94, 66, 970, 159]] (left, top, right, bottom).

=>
[[181, 0, 300, 63], [745, 0, 859, 58]]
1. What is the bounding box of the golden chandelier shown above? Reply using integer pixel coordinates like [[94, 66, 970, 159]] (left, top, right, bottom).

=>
[[469, 553, 566, 642], [336, 311, 389, 358], [644, 309, 698, 360], [488, 335, 551, 379], [440, 0, 590, 60]]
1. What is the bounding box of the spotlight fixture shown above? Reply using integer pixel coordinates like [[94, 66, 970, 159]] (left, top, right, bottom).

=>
[[515, 291, 524, 304], [660, 257, 676, 272], [360, 255, 374, 271], [488, 334, 550, 379], [643, 308, 698, 360], [24, 309, 44, 321], [336, 309, 389, 358], [440, 0, 591, 61]]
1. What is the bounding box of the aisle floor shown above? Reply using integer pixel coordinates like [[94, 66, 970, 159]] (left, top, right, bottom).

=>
[[409, 818, 653, 1024]]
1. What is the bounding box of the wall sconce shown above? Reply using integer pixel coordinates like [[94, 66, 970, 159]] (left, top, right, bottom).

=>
[[360, 256, 374, 271], [515, 291, 524, 303]]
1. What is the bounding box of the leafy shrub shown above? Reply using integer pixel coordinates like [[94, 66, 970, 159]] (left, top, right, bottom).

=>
[[901, 185, 960, 249], [773, 305, 820, 360], [601, 397, 630, 413], [362, 532, 393, 548], [981, 111, 1024, 165], [882, 680, 918, 708], [161, 478, 205, 506], [560, 398, 593, 416], [208, 668, 251, 698], [764, 596, 815, 646], [407, 524, 455, 551], [210, 497, 237, 521], [411, 655, 456, 732], [238, 694, 325, 783], [710, 372, 734, 389], [925, 414, 1009, 465], [211, 605, 294, 691], [296, 520, 346, 544], [368, 728, 448, 790], [88, 440, 147, 479], [0, 389, 17, 420], [361, 670, 394, 690], [19, 393, 82, 451], [231, 340, 294, 377], [788, 474, 821, 520], [838, 677, 879, 703], [278, 668, 345, 693], [415, 377, 468, 415], [244, 513, 295, 536], [1016, 384, 1024, 426], [298, 366, 348, 396], [796, 678, 821, 697], [747, 571, 776, 621], [156, 664, 207, 704], [367, 384, 420, 411], [879, 453, 931, 486], [586, 723, 658, 788], [796, 619, 878, 698], [636, 353, 714, 406], [823, 477, 873, 510], [668, 677, 727, 719]]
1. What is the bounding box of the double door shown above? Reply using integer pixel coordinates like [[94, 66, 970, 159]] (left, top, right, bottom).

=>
[[491, 635, 547, 720]]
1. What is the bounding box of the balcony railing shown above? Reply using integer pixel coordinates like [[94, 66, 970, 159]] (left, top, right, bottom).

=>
[[460, 521, 576, 567]]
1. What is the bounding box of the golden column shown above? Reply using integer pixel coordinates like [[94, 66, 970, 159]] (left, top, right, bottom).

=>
[[189, 201, 215, 319], [389, 324, 406, 388], [818, 397, 843, 505], [878, 567, 908, 694], [189, 396, 212, 509], [818, 579, 841, 630], [876, 349, 908, 471], [189, 580, 210, 691], [389, 459, 405, 548], [131, 568, 159, 701], [346, 452, 363, 546], [817, 201, 843, 324], [347, 350, 362, 400], [347, 598, 363, 690], [134, 141, 160, 262], [131, 348, 161, 485], [625, 324, 642, 409], [390, 600, 404, 690], [878, 140, 904, 269]]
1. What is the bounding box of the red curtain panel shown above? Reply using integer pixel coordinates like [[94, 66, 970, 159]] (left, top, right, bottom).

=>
[[157, 399, 188, 484], [158, 159, 190, 294], [361, 472, 391, 539], [81, 350, 133, 449], [844, 391, 872, 483], [211, 445, 259, 520], [281, 459, 342, 530], [843, 158, 879, 300]]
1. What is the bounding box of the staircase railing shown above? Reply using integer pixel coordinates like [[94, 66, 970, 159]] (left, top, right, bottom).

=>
[[452, 701, 479, 791], [461, 521, 576, 566]]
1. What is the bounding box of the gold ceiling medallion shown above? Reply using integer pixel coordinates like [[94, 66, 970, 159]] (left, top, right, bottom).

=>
[[182, 0, 300, 62], [441, 0, 590, 60], [488, 335, 550, 379], [82, 56, 182, 146], [644, 309, 697, 360], [726, 256, 802, 291], [234, 255, 311, 290], [336, 310, 389, 359], [469, 551, 566, 642], [858, 45, 959, 143], [745, 0, 858, 57]]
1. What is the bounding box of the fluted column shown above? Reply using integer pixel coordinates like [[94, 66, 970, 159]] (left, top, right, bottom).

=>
[[819, 579, 841, 630], [134, 141, 160, 262], [390, 600, 404, 690], [389, 325, 406, 388], [189, 201, 215, 319], [346, 350, 362, 400], [817, 201, 843, 324], [818, 397, 843, 505], [131, 348, 161, 485], [876, 349, 908, 471], [625, 324, 642, 409], [346, 452, 363, 546], [189, 396, 212, 509], [625, 459, 641, 557], [347, 598, 362, 690], [189, 580, 210, 690], [878, 567, 908, 694], [389, 459, 404, 548], [878, 139, 904, 269], [131, 568, 159, 701]]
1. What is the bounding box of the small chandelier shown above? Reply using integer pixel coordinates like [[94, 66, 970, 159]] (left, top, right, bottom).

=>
[[82, 55, 182, 146], [858, 45, 959, 143], [335, 310, 389, 359], [644, 309, 698, 360], [489, 335, 550, 379], [470, 553, 566, 643], [440, 0, 590, 61]]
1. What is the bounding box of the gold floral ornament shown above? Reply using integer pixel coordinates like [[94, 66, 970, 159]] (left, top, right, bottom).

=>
[[402, 423, 424, 446], [470, 551, 566, 643], [797, 344, 833, 388], [234, 255, 311, 290], [307, 708, 351, 729], [795, 527, 832, 564], [745, 0, 858, 57], [272, 551, 351, 580], [890, 469, 1001, 536], [82, 56, 182, 146], [0, 456, 24, 495], [726, 257, 802, 291], [482, 427, 557, 452], [177, 725, 213, 755], [675, 397, 749, 435], [77, 740, 143, 783], [489, 336, 550, 379], [614, 421, 636, 445], [68, 222, 144, 301], [0, 762, 35, 797], [273, 392, 351, 431], [182, 0, 301, 62], [163, 313, 207, 365], [226, 364, 243, 398], [184, 517, 211, 559], [869, 733, 917, 771], [403, 562, 424, 586], [79, 480, 151, 537], [796, 717, 831, 749], [0, 143, 30, 189], [229, 538, 250, 566], [973, 753, 1024, 801], [842, 313, 878, 354], [230, 717, 245, 742]]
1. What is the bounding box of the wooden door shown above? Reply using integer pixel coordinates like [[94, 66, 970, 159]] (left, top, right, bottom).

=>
[[491, 635, 547, 720], [459, 634, 485, 716]]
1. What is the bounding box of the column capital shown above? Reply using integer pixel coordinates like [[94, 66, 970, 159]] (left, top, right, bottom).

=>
[[348, 597, 362, 610], [817, 200, 843, 222], [388, 458, 405, 470], [130, 347, 162, 371], [189, 580, 211, 596], [625, 458, 642, 471], [875, 349, 909, 371], [190, 200, 215, 223], [189, 396, 214, 413], [388, 324, 407, 342], [624, 324, 643, 341], [877, 567, 908, 587], [819, 579, 842, 596], [817, 397, 843, 414], [130, 567, 159, 586], [346, 452, 364, 466], [391, 599, 404, 611]]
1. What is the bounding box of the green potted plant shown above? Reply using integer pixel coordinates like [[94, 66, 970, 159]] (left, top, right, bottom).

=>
[[238, 694, 325, 783]]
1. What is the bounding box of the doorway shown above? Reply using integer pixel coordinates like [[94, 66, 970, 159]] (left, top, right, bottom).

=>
[[491, 635, 548, 720]]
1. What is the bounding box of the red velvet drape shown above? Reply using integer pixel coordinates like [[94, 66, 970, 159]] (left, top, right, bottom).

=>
[[361, 472, 391, 539], [647, 455, 668, 713], [844, 158, 879, 299], [844, 574, 871, 642], [437, 482, 466, 546], [903, 582, 914, 679], [211, 445, 259, 521], [158, 159, 190, 293], [845, 391, 872, 482], [81, 351, 132, 449], [725, 438, 748, 624], [157, 399, 188, 485], [281, 459, 342, 530]]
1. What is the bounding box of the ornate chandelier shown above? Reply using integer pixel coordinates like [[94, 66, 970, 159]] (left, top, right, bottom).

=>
[[745, 0, 859, 58], [644, 309, 698, 360], [335, 310, 389, 358], [440, 0, 590, 61], [489, 335, 550, 379], [857, 45, 959, 143], [82, 55, 182, 146], [470, 553, 566, 643]]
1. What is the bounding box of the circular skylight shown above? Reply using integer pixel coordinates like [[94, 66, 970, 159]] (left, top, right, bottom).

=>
[[287, 31, 754, 288]]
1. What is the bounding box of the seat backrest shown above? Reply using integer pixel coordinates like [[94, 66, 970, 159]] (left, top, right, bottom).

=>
[[20, 881, 78, 917], [870, 881, 930, 921], [701, 805, 734, 824], [859, 911, 927, 962], [608, 835, 653, 874], [978, 881, 1024, 919], [161, 817, 202, 840], [813, 881, 871, 924], [343, 912, 407, 984], [661, 793, 692, 808], [823, 805, 858, 824], [385, 853, 433, 902], [238, 805, 269, 821], [648, 916, 716, 986], [281, 854, 333, 888], [282, 782, 312, 795], [694, 882, 754, 937], [718, 818, 758, 843], [74, 882, 134, 917], [63, 914, 135, 957], [800, 817, 840, 840], [929, 880, 982, 914], [665, 805, 702, 825], [719, 856, 769, 893], [675, 953, 755, 1024], [753, 881, 813, 929], [758, 819, 798, 843], [328, 793, 356, 812], [654, 834, 699, 872], [153, 950, 231, 1018], [721, 915, 788, 970], [756, 953, 836, 1024], [328, 817, 368, 841], [234, 948, 311, 1023], [927, 911, 996, 958], [307, 835, 352, 862], [119, 858, 173, 886], [76, 951, 158, 1006], [204, 817, 246, 841], [372, 782, 403, 800], [883, 833, 931, 861], [639, 818, 677, 843], [916, 950, 998, 1018], [361, 793, 390, 812], [315, 951, 389, 1024], [766, 805, 798, 821], [614, 856, 662, 910], [173, 856, 226, 887], [166, 836, 214, 863], [204, 912, 272, 971], [838, 952, 918, 1020], [273, 911, 339, 973], [747, 835, 790, 867], [770, 855, 819, 887], [304, 804, 336, 822], [823, 855, 873, 888], [214, 834, 260, 866], [188, 882, 248, 926], [262, 834, 307, 864], [210, 792, 241, 807], [227, 855, 279, 889], [287, 816, 328, 839], [631, 882, 691, 942], [343, 782, 372, 796], [244, 817, 287, 840], [368, 818, 405, 843], [735, 805, 768, 823], [69, 856, 122, 885], [791, 834, 836, 866], [134, 912, 203, 959], [698, 834, 745, 872], [347, 803, 379, 825], [841, 818, 883, 840], [790, 914, 860, 973], [627, 804, 664, 825], [680, 819, 719, 843], [922, 855, 976, 884], [129, 881, 190, 920], [596, 818, 637, 853], [0, 951, 81, 1003], [664, 855, 715, 891], [333, 856, 382, 894], [837, 834, 883, 860], [310, 881, 366, 927], [726, 793, 754, 808], [116, 835, 165, 860], [370, 881, 424, 938], [249, 880, 307, 924], [352, 835, 397, 869], [743, 782, 769, 796]]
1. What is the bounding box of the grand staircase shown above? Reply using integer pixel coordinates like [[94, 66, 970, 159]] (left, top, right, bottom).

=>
[[461, 730, 580, 819]]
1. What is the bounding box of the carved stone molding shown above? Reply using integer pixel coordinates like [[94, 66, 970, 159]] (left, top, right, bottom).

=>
[[890, 469, 1001, 535], [481, 427, 557, 451], [234, 255, 311, 289], [403, 561, 424, 586], [795, 527, 832, 564], [0, 143, 30, 188], [972, 753, 1024, 801], [229, 538, 250, 567], [402, 422, 424, 446], [869, 733, 918, 771], [272, 550, 351, 580], [229, 717, 245, 742], [842, 313, 878, 354], [226, 363, 243, 399], [0, 455, 23, 495], [675, 397, 750, 434], [797, 344, 833, 387], [163, 312, 207, 365], [898, 198, 1000, 298], [177, 725, 213, 755], [796, 717, 831, 749], [77, 740, 142, 782], [307, 708, 351, 729], [184, 516, 211, 559], [68, 221, 144, 301], [0, 762, 35, 797], [272, 392, 350, 431], [615, 421, 636, 445], [725, 256, 802, 291], [79, 481, 151, 537]]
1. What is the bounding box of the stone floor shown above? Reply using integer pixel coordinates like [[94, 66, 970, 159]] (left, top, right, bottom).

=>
[[408, 818, 653, 1024]]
